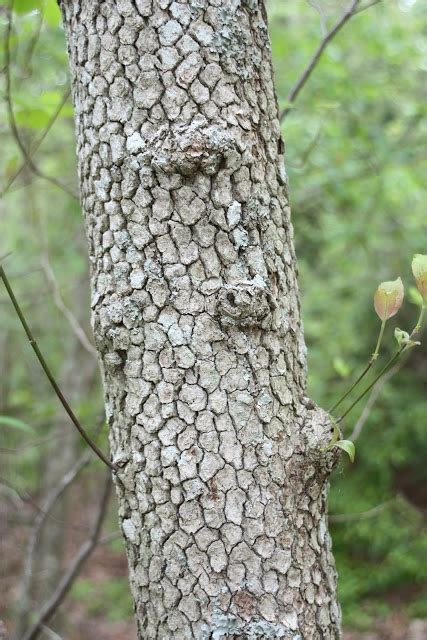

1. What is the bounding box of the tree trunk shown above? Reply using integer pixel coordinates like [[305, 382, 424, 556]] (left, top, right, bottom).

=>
[[60, 1, 340, 637]]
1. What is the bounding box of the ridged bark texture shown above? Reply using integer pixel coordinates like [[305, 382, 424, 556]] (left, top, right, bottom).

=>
[[60, 1, 340, 638]]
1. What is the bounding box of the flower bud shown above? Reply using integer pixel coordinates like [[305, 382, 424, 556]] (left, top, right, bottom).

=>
[[412, 254, 427, 303], [394, 328, 409, 347], [395, 328, 420, 350], [374, 277, 404, 321]]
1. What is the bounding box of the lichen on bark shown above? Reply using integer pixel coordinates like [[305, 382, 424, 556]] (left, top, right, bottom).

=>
[[60, 0, 341, 637]]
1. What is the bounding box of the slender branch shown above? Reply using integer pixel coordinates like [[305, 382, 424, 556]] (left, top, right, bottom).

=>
[[329, 319, 386, 414], [286, 127, 322, 169], [2, 89, 71, 197], [99, 530, 121, 545], [14, 452, 92, 640], [0, 428, 77, 455], [0, 265, 116, 471], [40, 250, 97, 359], [372, 319, 386, 361], [0, 274, 89, 312], [414, 304, 425, 334], [337, 305, 425, 424], [354, 0, 382, 14], [337, 349, 400, 423], [40, 627, 63, 640], [350, 362, 401, 441], [0, 479, 24, 508], [280, 0, 381, 121], [329, 361, 372, 414], [1, 412, 107, 454], [329, 498, 393, 523], [21, 471, 112, 640], [3, 4, 77, 200], [22, 8, 43, 75]]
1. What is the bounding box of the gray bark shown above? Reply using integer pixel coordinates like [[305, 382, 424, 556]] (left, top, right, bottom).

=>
[[60, 1, 340, 638]]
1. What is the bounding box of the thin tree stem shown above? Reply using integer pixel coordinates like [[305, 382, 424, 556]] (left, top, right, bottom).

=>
[[3, 2, 77, 200], [0, 265, 116, 471], [337, 350, 400, 423], [329, 361, 373, 414], [13, 451, 92, 640], [329, 319, 386, 414], [337, 304, 426, 424], [372, 319, 386, 361], [279, 0, 382, 121], [2, 89, 71, 197], [413, 304, 425, 334], [280, 0, 361, 121]]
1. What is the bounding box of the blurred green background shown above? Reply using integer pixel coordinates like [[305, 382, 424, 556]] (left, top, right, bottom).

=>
[[1, 0, 426, 637]]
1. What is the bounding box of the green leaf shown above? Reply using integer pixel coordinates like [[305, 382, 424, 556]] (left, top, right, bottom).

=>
[[0, 415, 34, 433], [412, 254, 427, 303], [333, 356, 351, 379], [15, 108, 51, 129], [330, 421, 340, 447], [334, 440, 355, 463], [13, 90, 72, 129], [409, 286, 423, 307], [322, 421, 341, 453]]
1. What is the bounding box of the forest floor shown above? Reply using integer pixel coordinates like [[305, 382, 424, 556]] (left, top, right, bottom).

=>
[[1, 487, 426, 640]]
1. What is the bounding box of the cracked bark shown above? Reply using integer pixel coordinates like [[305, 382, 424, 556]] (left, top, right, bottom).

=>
[[60, 1, 340, 638]]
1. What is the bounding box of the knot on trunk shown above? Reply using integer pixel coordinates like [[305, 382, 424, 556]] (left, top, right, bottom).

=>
[[301, 400, 339, 473], [148, 115, 234, 176], [217, 276, 277, 328]]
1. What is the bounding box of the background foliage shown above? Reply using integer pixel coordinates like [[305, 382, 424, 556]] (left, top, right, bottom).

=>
[[1, 0, 426, 635]]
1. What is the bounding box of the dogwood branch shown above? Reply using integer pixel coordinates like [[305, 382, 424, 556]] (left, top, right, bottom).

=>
[[0, 264, 116, 471], [280, 0, 381, 121]]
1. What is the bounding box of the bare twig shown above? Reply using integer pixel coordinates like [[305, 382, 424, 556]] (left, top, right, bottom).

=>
[[14, 452, 92, 640], [350, 362, 401, 441], [40, 627, 63, 640], [337, 300, 425, 424], [0, 479, 25, 508], [41, 253, 97, 358], [3, 3, 77, 199], [0, 275, 89, 312], [22, 8, 43, 75], [21, 471, 112, 640], [354, 0, 382, 14], [286, 127, 322, 169], [2, 89, 71, 197], [280, 0, 381, 121], [0, 415, 105, 454], [329, 498, 393, 523], [0, 265, 116, 471], [0, 473, 97, 534], [99, 530, 121, 545]]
